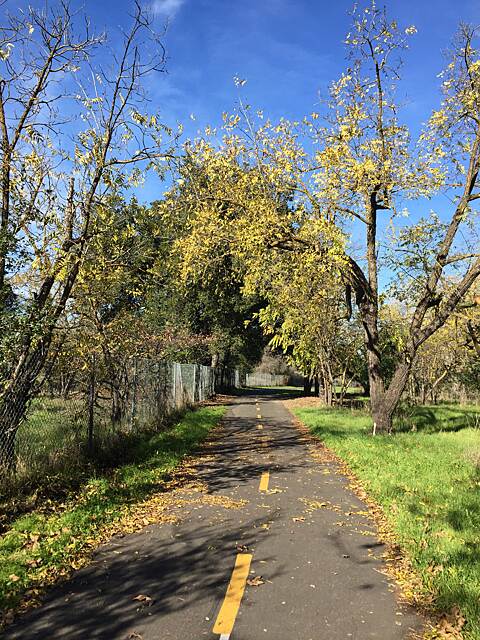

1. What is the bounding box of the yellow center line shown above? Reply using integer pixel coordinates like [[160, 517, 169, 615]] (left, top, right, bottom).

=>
[[259, 471, 269, 492], [257, 423, 263, 430], [213, 553, 252, 636]]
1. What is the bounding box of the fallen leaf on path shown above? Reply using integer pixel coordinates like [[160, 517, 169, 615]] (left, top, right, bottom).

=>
[[292, 517, 305, 522], [3, 611, 14, 624], [132, 594, 153, 605], [247, 576, 265, 586]]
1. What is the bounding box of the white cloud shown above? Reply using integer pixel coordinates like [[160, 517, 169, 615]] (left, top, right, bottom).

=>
[[151, 0, 186, 17]]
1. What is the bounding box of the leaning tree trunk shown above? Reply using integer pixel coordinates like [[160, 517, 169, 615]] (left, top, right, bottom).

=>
[[0, 253, 80, 468], [371, 361, 412, 434]]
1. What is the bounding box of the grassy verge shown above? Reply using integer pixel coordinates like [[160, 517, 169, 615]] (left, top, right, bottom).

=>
[[0, 404, 226, 620], [290, 402, 480, 640]]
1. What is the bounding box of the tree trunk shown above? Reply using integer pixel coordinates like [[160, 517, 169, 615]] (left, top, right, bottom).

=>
[[87, 358, 95, 454], [371, 361, 412, 435], [363, 314, 385, 410], [303, 377, 312, 396], [420, 383, 427, 405], [323, 380, 334, 406], [370, 402, 393, 434], [61, 372, 75, 399], [0, 255, 80, 467], [110, 385, 123, 424], [314, 375, 320, 397], [338, 367, 349, 407]]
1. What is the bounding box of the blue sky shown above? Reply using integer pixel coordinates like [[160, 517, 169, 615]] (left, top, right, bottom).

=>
[[77, 0, 480, 203], [91, 0, 480, 131], [75, 0, 480, 277]]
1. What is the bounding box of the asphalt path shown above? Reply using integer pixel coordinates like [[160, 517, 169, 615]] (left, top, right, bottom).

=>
[[4, 390, 423, 639]]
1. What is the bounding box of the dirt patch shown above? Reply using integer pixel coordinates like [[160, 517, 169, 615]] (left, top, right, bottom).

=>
[[283, 396, 325, 410]]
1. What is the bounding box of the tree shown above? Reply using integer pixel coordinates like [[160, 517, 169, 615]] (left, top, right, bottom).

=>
[[169, 4, 480, 432], [321, 10, 480, 430], [152, 157, 267, 373], [409, 321, 461, 404], [256, 259, 354, 404], [0, 1, 172, 467]]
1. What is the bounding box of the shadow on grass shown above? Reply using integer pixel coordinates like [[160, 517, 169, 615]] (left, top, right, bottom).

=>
[[394, 404, 480, 434], [429, 542, 480, 635]]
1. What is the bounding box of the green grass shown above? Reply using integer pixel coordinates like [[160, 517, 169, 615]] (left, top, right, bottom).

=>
[[15, 397, 86, 466], [292, 403, 480, 640], [0, 405, 226, 616]]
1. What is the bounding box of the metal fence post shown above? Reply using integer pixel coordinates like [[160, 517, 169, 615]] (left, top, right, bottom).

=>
[[192, 364, 197, 403]]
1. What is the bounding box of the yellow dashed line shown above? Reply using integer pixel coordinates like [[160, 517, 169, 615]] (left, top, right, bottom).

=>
[[257, 423, 263, 430], [259, 471, 269, 492], [213, 554, 252, 636]]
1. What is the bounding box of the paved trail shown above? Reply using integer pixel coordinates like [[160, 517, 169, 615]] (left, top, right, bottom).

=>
[[5, 391, 422, 639]]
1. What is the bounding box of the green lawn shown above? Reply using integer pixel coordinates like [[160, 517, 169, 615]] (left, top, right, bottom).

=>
[[0, 405, 226, 619], [292, 403, 480, 640]]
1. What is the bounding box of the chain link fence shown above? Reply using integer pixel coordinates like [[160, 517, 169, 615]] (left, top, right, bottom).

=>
[[2, 360, 239, 483]]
